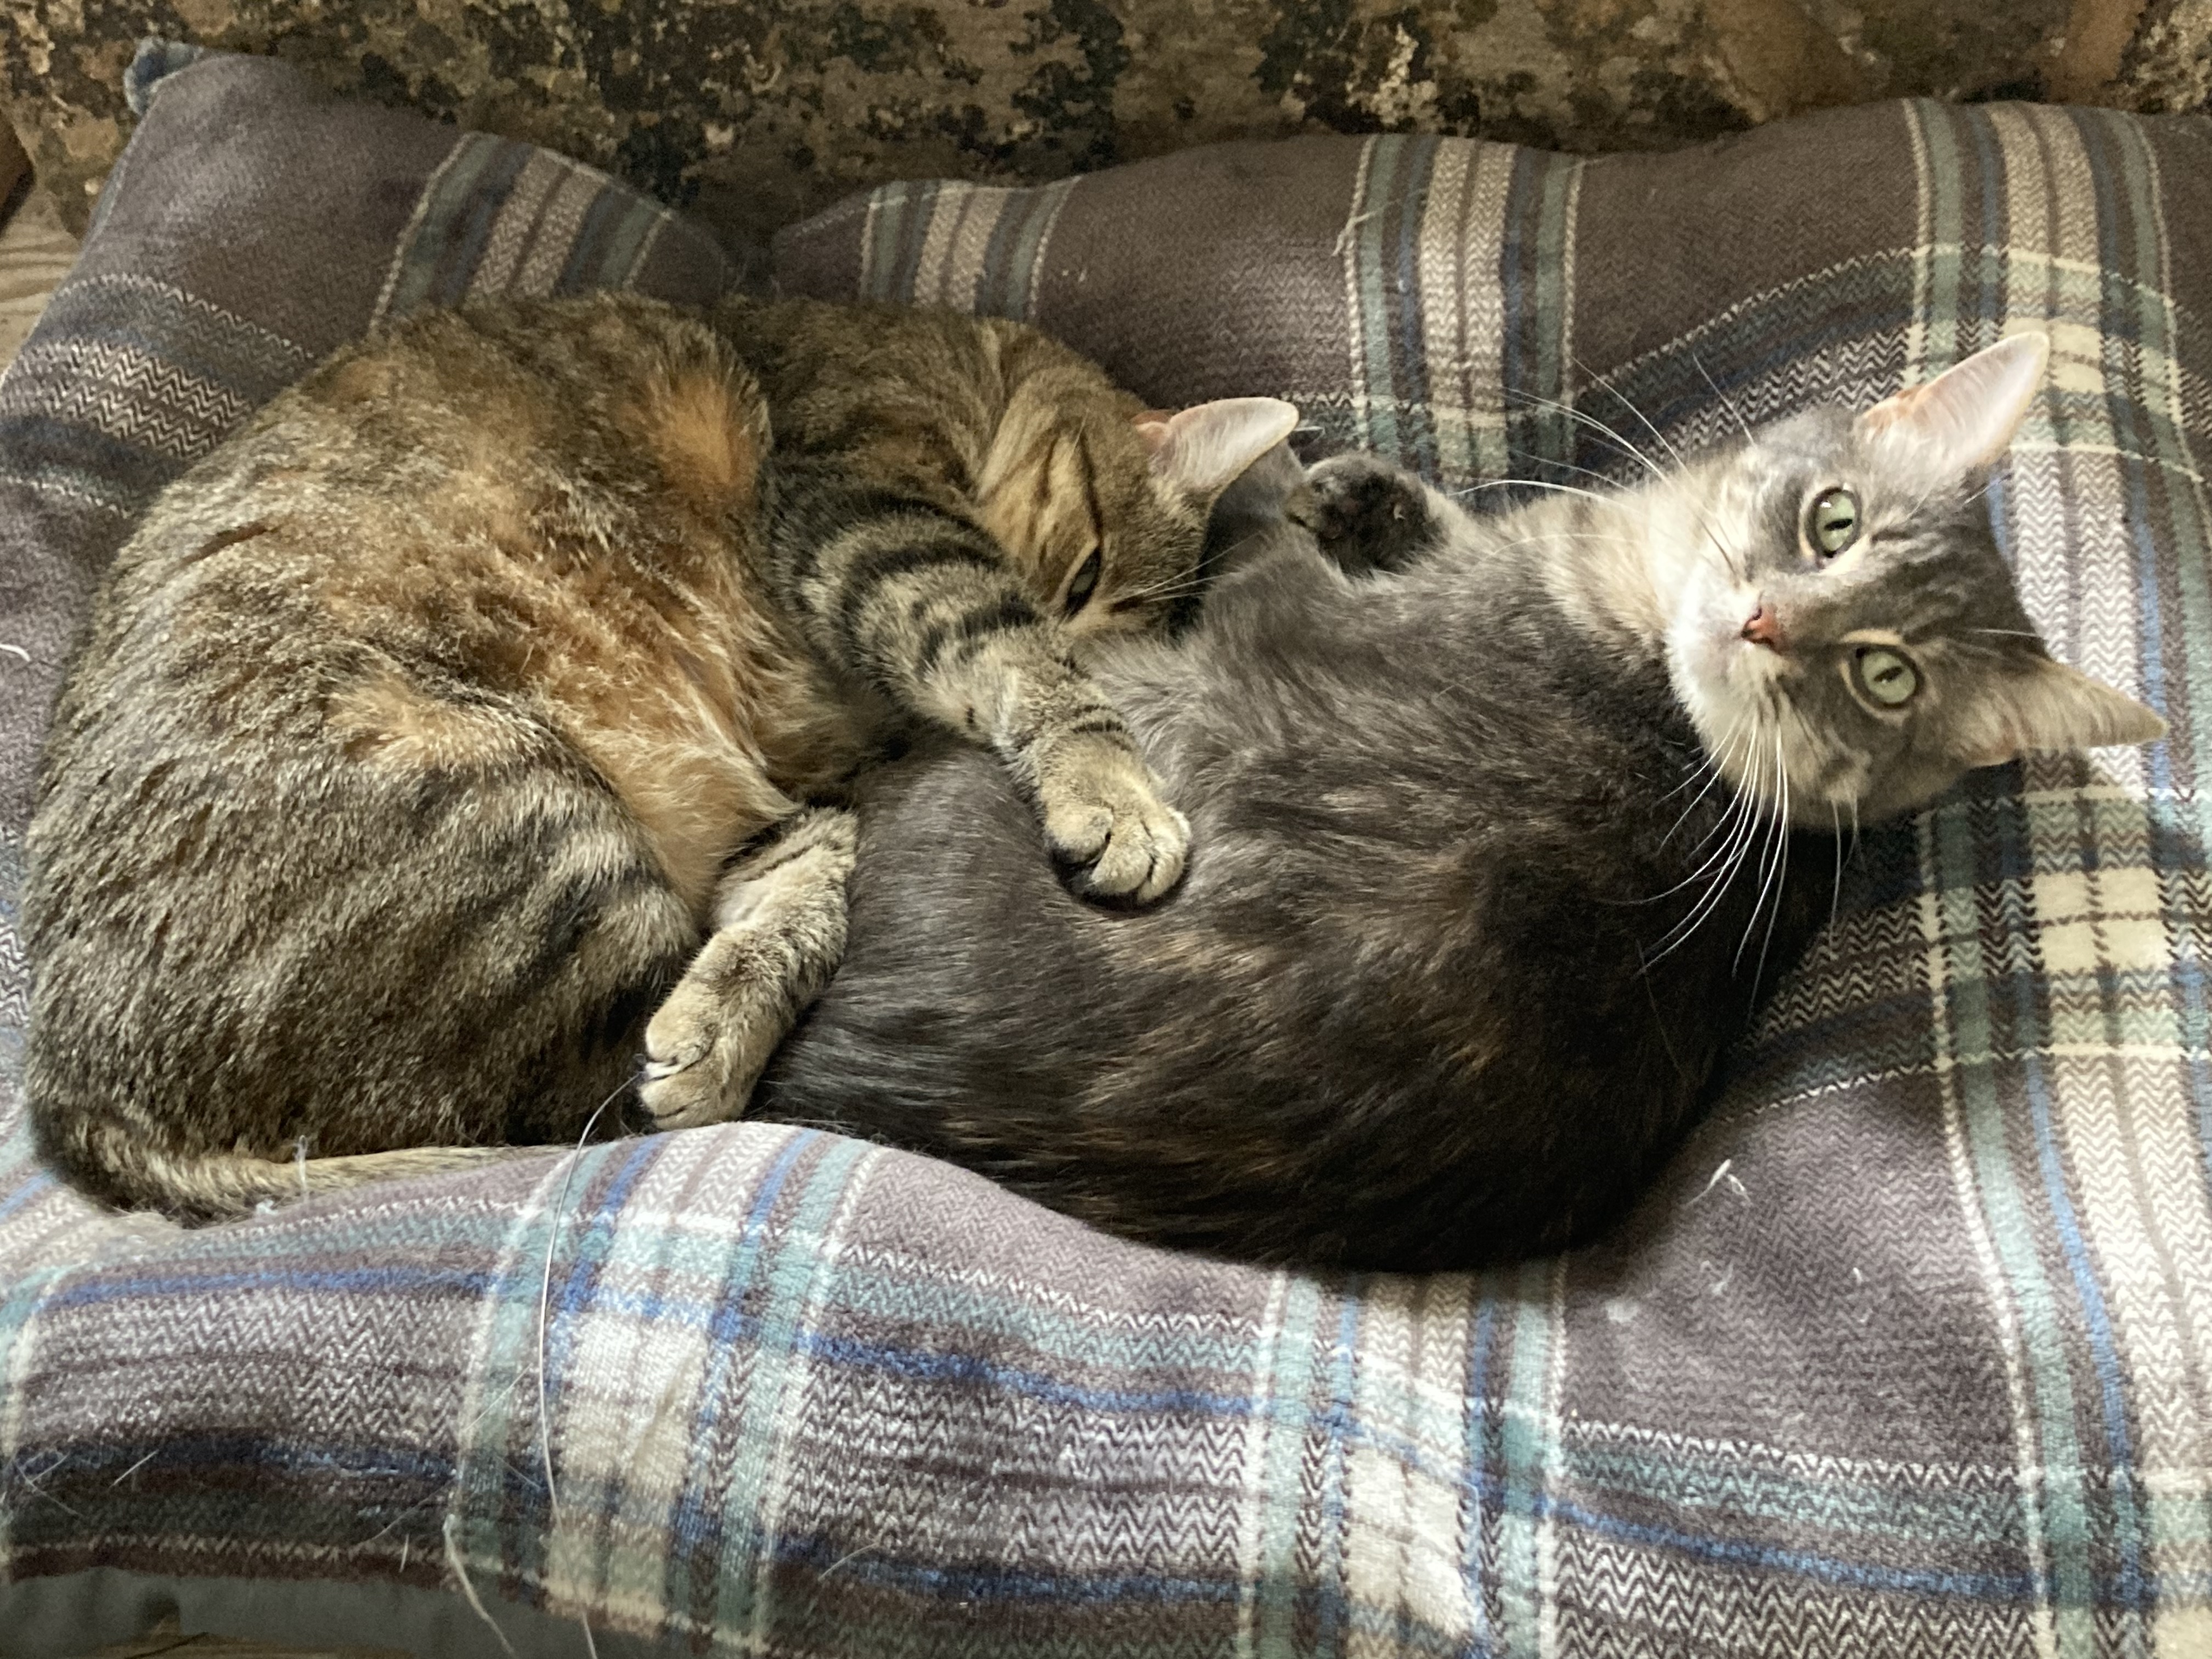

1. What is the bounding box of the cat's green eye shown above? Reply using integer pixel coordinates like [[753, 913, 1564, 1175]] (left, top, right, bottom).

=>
[[1808, 487, 1862, 557], [1064, 546, 1103, 615], [1855, 646, 1919, 707]]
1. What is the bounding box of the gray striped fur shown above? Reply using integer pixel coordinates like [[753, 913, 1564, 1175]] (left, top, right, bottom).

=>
[[762, 341, 2166, 1267]]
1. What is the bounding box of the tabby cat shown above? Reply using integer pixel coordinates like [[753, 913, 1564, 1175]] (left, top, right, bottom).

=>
[[757, 334, 2167, 1269], [25, 289, 1295, 1220]]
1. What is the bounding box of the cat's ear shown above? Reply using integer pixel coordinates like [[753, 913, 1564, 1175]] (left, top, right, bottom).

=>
[[1138, 397, 1300, 501], [1948, 653, 2166, 769], [1860, 333, 2050, 475]]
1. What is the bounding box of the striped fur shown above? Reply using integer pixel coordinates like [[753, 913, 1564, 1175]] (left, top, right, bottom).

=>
[[20, 290, 1292, 1218]]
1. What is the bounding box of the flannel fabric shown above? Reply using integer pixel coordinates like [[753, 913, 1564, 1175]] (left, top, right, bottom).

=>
[[1, 41, 2209, 1657]]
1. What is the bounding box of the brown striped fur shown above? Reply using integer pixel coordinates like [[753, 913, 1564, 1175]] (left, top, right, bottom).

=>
[[25, 290, 1295, 1219]]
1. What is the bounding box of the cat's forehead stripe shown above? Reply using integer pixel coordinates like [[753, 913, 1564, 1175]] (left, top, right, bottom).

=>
[[1074, 431, 1105, 548], [1029, 429, 1062, 518]]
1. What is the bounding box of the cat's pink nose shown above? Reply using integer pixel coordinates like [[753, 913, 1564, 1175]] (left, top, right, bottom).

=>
[[1741, 601, 1785, 651]]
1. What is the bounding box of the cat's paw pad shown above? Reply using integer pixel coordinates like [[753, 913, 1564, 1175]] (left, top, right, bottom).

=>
[[636, 967, 784, 1132], [1035, 736, 1189, 905], [1307, 453, 1437, 574]]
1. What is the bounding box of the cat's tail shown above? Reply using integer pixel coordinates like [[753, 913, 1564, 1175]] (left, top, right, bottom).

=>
[[37, 1115, 547, 1224]]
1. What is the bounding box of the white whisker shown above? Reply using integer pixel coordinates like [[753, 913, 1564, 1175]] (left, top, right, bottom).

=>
[[1645, 729, 1771, 964], [1689, 350, 1757, 445], [1572, 357, 1694, 474], [1661, 712, 1755, 856], [1506, 447, 1645, 493], [1453, 478, 1612, 509], [1201, 526, 1276, 568], [1110, 567, 1216, 606], [1514, 377, 1746, 585], [1742, 725, 1791, 986], [1646, 807, 1756, 964], [1638, 793, 1756, 909], [1504, 392, 1668, 483], [1657, 741, 1725, 810], [1829, 800, 1844, 934]]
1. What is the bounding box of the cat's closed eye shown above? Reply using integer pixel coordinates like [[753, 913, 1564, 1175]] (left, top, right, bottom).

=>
[[1064, 544, 1103, 614]]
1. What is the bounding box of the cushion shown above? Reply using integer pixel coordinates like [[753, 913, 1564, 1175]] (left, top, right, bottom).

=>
[[3, 41, 2210, 1658]]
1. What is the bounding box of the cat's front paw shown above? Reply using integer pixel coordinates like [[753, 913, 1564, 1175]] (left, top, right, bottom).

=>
[[1032, 733, 1189, 905], [1308, 452, 1442, 575], [637, 968, 785, 1131], [636, 808, 855, 1130]]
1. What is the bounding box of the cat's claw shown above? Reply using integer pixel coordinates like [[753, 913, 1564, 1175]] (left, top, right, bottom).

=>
[[638, 1042, 703, 1085], [1035, 737, 1190, 904]]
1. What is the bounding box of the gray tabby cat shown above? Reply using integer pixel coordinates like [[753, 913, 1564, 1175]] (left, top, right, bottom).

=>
[[758, 334, 2167, 1268], [25, 290, 1295, 1219]]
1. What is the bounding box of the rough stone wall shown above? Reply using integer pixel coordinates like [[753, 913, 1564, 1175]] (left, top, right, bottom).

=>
[[2, 1, 2200, 248]]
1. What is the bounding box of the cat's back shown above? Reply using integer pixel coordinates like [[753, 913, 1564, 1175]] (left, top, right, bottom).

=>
[[709, 295, 1136, 488], [26, 294, 799, 1213], [44, 294, 800, 885], [97, 295, 758, 634]]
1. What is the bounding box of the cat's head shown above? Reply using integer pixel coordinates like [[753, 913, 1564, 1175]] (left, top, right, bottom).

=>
[[1664, 334, 2164, 827], [974, 386, 1298, 640]]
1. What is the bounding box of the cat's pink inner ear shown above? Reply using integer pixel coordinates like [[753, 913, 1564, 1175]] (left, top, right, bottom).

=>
[[1951, 653, 2166, 769], [1142, 397, 1300, 499], [1860, 332, 2051, 474]]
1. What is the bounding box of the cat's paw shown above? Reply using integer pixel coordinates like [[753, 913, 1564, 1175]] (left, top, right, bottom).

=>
[[637, 967, 786, 1131], [1307, 453, 1442, 575], [1033, 733, 1189, 904], [636, 806, 856, 1130]]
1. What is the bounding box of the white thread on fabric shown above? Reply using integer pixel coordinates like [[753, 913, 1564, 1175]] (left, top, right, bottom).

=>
[[443, 1512, 518, 1658]]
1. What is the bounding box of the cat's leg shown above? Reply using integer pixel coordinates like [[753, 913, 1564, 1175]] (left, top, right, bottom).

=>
[[636, 804, 858, 1130], [991, 660, 1188, 904], [770, 471, 1187, 904], [1306, 453, 1464, 574]]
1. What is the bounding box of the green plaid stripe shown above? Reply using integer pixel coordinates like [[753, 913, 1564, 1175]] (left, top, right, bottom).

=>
[[1915, 100, 2212, 1659], [856, 177, 1077, 318]]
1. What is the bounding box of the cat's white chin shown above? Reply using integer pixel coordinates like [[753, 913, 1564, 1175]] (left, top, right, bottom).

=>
[[1668, 627, 1876, 829], [1665, 582, 1763, 738], [1667, 596, 1826, 826], [1671, 656, 1765, 804]]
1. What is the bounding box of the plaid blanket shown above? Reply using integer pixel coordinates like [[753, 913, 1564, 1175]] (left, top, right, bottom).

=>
[[3, 43, 2210, 1657]]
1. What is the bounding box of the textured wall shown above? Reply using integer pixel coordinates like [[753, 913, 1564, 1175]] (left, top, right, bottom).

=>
[[3, 1, 2201, 247]]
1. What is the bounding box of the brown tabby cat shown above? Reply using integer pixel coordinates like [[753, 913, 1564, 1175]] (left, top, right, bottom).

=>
[[24, 289, 1295, 1220]]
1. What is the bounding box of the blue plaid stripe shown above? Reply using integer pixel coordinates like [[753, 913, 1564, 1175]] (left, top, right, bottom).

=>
[[858, 178, 943, 305], [376, 131, 720, 323]]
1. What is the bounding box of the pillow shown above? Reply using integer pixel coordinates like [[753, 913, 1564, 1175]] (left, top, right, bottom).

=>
[[3, 43, 2209, 1657]]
